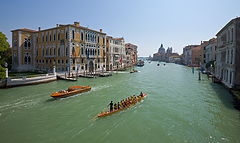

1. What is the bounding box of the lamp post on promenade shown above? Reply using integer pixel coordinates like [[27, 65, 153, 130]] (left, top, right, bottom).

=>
[[5, 62, 8, 78]]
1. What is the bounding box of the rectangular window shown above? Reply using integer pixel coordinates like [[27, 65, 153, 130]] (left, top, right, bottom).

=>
[[72, 30, 75, 39], [230, 71, 232, 84], [81, 32, 84, 41]]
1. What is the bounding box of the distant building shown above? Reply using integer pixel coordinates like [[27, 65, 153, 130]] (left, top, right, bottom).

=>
[[125, 43, 138, 66], [158, 44, 165, 54], [166, 47, 172, 54], [169, 55, 181, 63], [215, 17, 240, 89], [191, 46, 202, 66], [182, 45, 199, 66], [203, 38, 217, 73], [199, 41, 209, 68], [152, 44, 166, 61], [153, 44, 179, 62]]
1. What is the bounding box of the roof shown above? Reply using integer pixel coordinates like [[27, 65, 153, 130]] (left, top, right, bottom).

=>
[[125, 43, 137, 47], [107, 36, 124, 40], [216, 17, 240, 36], [113, 37, 124, 40], [69, 24, 106, 35], [11, 28, 37, 33], [11, 23, 107, 35]]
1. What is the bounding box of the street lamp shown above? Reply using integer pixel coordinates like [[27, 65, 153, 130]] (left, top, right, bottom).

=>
[[4, 62, 8, 78]]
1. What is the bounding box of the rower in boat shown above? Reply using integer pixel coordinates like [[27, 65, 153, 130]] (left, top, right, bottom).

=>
[[114, 103, 118, 110], [117, 102, 120, 109], [108, 101, 113, 112]]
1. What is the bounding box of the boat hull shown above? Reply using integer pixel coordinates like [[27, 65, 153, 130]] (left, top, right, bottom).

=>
[[50, 86, 91, 98]]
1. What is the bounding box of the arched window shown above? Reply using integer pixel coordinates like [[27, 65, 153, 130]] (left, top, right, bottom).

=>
[[28, 56, 31, 63], [81, 32, 84, 41], [24, 56, 28, 64], [90, 49, 92, 55], [24, 39, 27, 47], [81, 48, 84, 55], [28, 41, 31, 47], [72, 47, 75, 55]]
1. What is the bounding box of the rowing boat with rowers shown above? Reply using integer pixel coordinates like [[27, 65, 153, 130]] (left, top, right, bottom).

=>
[[97, 93, 148, 117]]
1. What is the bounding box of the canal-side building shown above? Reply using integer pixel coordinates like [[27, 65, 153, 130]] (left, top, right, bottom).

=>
[[215, 17, 240, 89], [199, 41, 209, 69], [182, 45, 199, 66], [125, 43, 138, 67], [106, 36, 125, 71], [11, 22, 107, 73], [203, 38, 217, 73]]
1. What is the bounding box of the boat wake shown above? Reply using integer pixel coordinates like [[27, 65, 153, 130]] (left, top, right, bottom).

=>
[[91, 85, 112, 92], [112, 71, 129, 74], [0, 98, 39, 112]]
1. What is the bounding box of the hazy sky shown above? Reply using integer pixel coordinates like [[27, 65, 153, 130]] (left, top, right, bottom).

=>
[[0, 0, 239, 56]]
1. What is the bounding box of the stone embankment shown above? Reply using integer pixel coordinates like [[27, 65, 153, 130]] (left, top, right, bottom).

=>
[[0, 74, 57, 88]]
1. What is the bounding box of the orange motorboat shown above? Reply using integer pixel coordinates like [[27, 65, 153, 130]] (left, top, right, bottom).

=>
[[97, 93, 148, 118], [50, 86, 91, 98]]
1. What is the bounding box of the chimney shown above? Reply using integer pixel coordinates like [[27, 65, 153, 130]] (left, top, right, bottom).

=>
[[56, 24, 59, 27], [100, 29, 102, 33], [74, 22, 80, 26], [38, 27, 41, 31]]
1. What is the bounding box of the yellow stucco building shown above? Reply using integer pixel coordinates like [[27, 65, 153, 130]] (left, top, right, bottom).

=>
[[11, 22, 107, 73]]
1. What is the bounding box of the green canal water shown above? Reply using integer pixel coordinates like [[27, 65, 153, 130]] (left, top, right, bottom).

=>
[[0, 62, 239, 143]]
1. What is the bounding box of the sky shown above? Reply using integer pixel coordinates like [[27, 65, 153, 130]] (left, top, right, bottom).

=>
[[0, 0, 240, 56]]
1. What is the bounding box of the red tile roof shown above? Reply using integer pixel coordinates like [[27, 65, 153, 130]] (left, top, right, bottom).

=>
[[11, 28, 37, 32]]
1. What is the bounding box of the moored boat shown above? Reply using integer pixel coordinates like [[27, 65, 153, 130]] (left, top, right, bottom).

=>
[[136, 60, 144, 67], [97, 93, 148, 118], [50, 86, 91, 98]]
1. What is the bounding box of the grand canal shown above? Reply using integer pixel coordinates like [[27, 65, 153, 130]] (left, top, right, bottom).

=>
[[0, 62, 239, 143]]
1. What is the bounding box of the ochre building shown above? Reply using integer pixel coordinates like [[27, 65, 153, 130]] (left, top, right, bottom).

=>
[[11, 22, 107, 73]]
